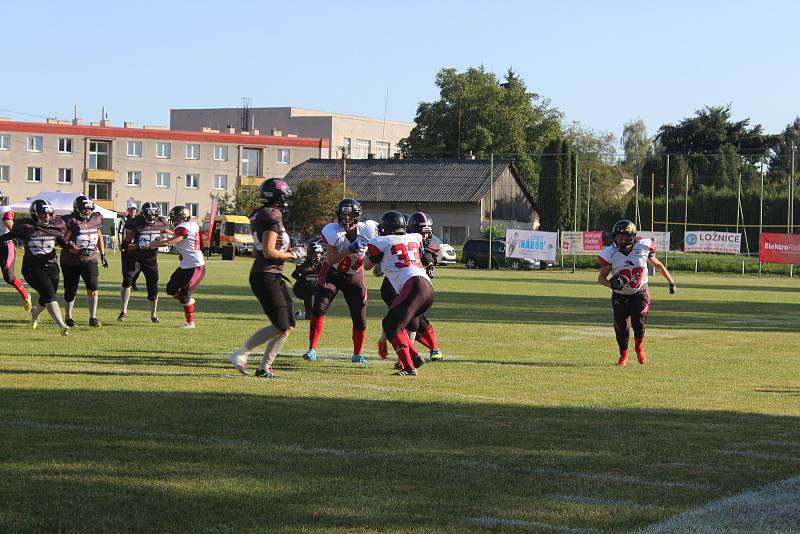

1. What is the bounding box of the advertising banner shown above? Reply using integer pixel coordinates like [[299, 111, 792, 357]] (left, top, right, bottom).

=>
[[206, 196, 219, 249], [759, 233, 800, 264], [684, 231, 741, 254], [506, 229, 558, 262], [561, 231, 604, 255], [637, 231, 671, 252]]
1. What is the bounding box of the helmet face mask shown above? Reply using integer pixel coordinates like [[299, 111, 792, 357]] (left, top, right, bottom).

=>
[[336, 198, 362, 231], [612, 220, 637, 250], [407, 212, 433, 243], [169, 206, 190, 226], [379, 211, 407, 236]]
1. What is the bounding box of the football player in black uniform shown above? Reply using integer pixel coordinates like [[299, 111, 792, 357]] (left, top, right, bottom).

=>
[[227, 179, 306, 377], [119, 202, 171, 323], [61, 196, 107, 328], [291, 241, 324, 320], [0, 200, 70, 335], [117, 201, 141, 291]]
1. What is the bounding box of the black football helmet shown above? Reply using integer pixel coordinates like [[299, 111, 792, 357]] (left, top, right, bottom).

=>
[[407, 212, 433, 242], [141, 202, 159, 224], [73, 195, 95, 221], [30, 199, 55, 227], [611, 219, 637, 250], [259, 178, 292, 211], [169, 205, 191, 225], [336, 198, 362, 230], [379, 211, 407, 236]]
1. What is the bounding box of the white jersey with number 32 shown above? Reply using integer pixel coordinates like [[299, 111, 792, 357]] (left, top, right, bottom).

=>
[[598, 238, 655, 295], [368, 233, 429, 293], [173, 221, 205, 269]]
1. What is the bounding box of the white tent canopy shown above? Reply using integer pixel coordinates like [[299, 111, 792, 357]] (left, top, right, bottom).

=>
[[9, 191, 117, 219]]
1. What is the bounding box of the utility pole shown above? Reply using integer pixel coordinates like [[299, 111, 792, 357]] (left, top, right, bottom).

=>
[[342, 148, 347, 199]]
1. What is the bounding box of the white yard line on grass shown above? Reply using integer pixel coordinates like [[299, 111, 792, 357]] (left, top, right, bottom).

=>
[[5, 419, 708, 490], [636, 475, 800, 533]]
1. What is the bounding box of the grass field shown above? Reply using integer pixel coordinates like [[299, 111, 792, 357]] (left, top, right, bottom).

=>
[[1, 253, 799, 533]]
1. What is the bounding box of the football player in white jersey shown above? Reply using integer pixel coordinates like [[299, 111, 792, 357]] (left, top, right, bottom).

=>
[[364, 211, 435, 376], [148, 206, 206, 328], [0, 205, 33, 310], [598, 220, 676, 366], [302, 198, 378, 364]]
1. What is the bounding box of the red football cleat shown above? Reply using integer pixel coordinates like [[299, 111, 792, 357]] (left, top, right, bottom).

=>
[[636, 350, 647, 364], [618, 350, 629, 367]]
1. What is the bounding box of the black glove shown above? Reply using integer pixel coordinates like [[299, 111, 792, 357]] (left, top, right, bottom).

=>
[[609, 274, 629, 291], [101, 254, 108, 268], [669, 283, 676, 294]]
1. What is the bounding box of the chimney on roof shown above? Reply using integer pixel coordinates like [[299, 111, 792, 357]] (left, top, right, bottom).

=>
[[252, 129, 260, 135], [286, 133, 297, 138], [99, 119, 110, 127], [228, 127, 236, 134], [124, 121, 136, 128], [271, 129, 281, 136], [72, 118, 83, 125], [46, 118, 58, 125]]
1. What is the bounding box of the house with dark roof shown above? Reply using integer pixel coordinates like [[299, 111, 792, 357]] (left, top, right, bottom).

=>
[[283, 158, 539, 244]]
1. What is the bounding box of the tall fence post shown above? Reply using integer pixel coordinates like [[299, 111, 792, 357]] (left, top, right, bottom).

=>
[[572, 153, 578, 273], [759, 156, 764, 277], [489, 153, 493, 270], [665, 154, 670, 265]]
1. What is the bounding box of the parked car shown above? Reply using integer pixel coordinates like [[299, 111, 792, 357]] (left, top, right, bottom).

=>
[[461, 239, 540, 270], [430, 235, 457, 265]]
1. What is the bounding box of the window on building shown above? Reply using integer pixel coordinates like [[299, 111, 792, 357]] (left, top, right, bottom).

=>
[[214, 145, 228, 161], [89, 140, 111, 170], [127, 171, 142, 187], [213, 174, 228, 190], [0, 134, 9, 151], [27, 167, 43, 182], [156, 202, 169, 216], [185, 173, 199, 189], [127, 140, 142, 157], [376, 141, 390, 159], [185, 144, 200, 160], [89, 182, 111, 200], [0, 165, 9, 182], [356, 139, 370, 159], [156, 142, 171, 159], [442, 226, 466, 246], [58, 138, 73, 153], [242, 148, 260, 177], [343, 137, 351, 158], [156, 172, 170, 188], [277, 148, 290, 165], [187, 203, 199, 218], [27, 136, 43, 152], [58, 168, 73, 184]]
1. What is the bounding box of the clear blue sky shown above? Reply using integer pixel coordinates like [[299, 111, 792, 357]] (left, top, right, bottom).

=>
[[4, 0, 798, 143]]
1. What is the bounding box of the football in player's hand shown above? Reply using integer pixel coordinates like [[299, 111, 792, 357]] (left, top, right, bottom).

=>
[[610, 274, 629, 291]]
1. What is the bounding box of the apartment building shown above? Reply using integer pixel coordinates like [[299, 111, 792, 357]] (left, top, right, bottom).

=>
[[0, 119, 329, 215], [170, 107, 413, 160]]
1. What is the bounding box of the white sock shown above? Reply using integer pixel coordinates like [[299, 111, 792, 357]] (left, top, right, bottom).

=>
[[87, 292, 98, 319], [120, 286, 131, 313], [45, 301, 66, 329], [149, 297, 158, 318], [65, 300, 74, 319], [259, 334, 289, 370]]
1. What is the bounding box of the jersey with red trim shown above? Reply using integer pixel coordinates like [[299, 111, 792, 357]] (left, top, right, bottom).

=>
[[598, 238, 655, 295], [321, 220, 378, 275], [0, 207, 14, 237], [367, 233, 429, 293], [60, 212, 103, 266], [173, 221, 205, 268]]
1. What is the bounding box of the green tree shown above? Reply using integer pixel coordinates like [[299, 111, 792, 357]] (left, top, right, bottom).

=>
[[766, 117, 800, 187], [400, 66, 562, 190], [285, 176, 355, 237], [537, 138, 574, 231], [621, 118, 652, 172], [216, 186, 261, 215], [481, 223, 506, 240]]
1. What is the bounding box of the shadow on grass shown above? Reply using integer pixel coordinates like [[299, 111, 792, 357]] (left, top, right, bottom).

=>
[[1, 389, 799, 533]]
